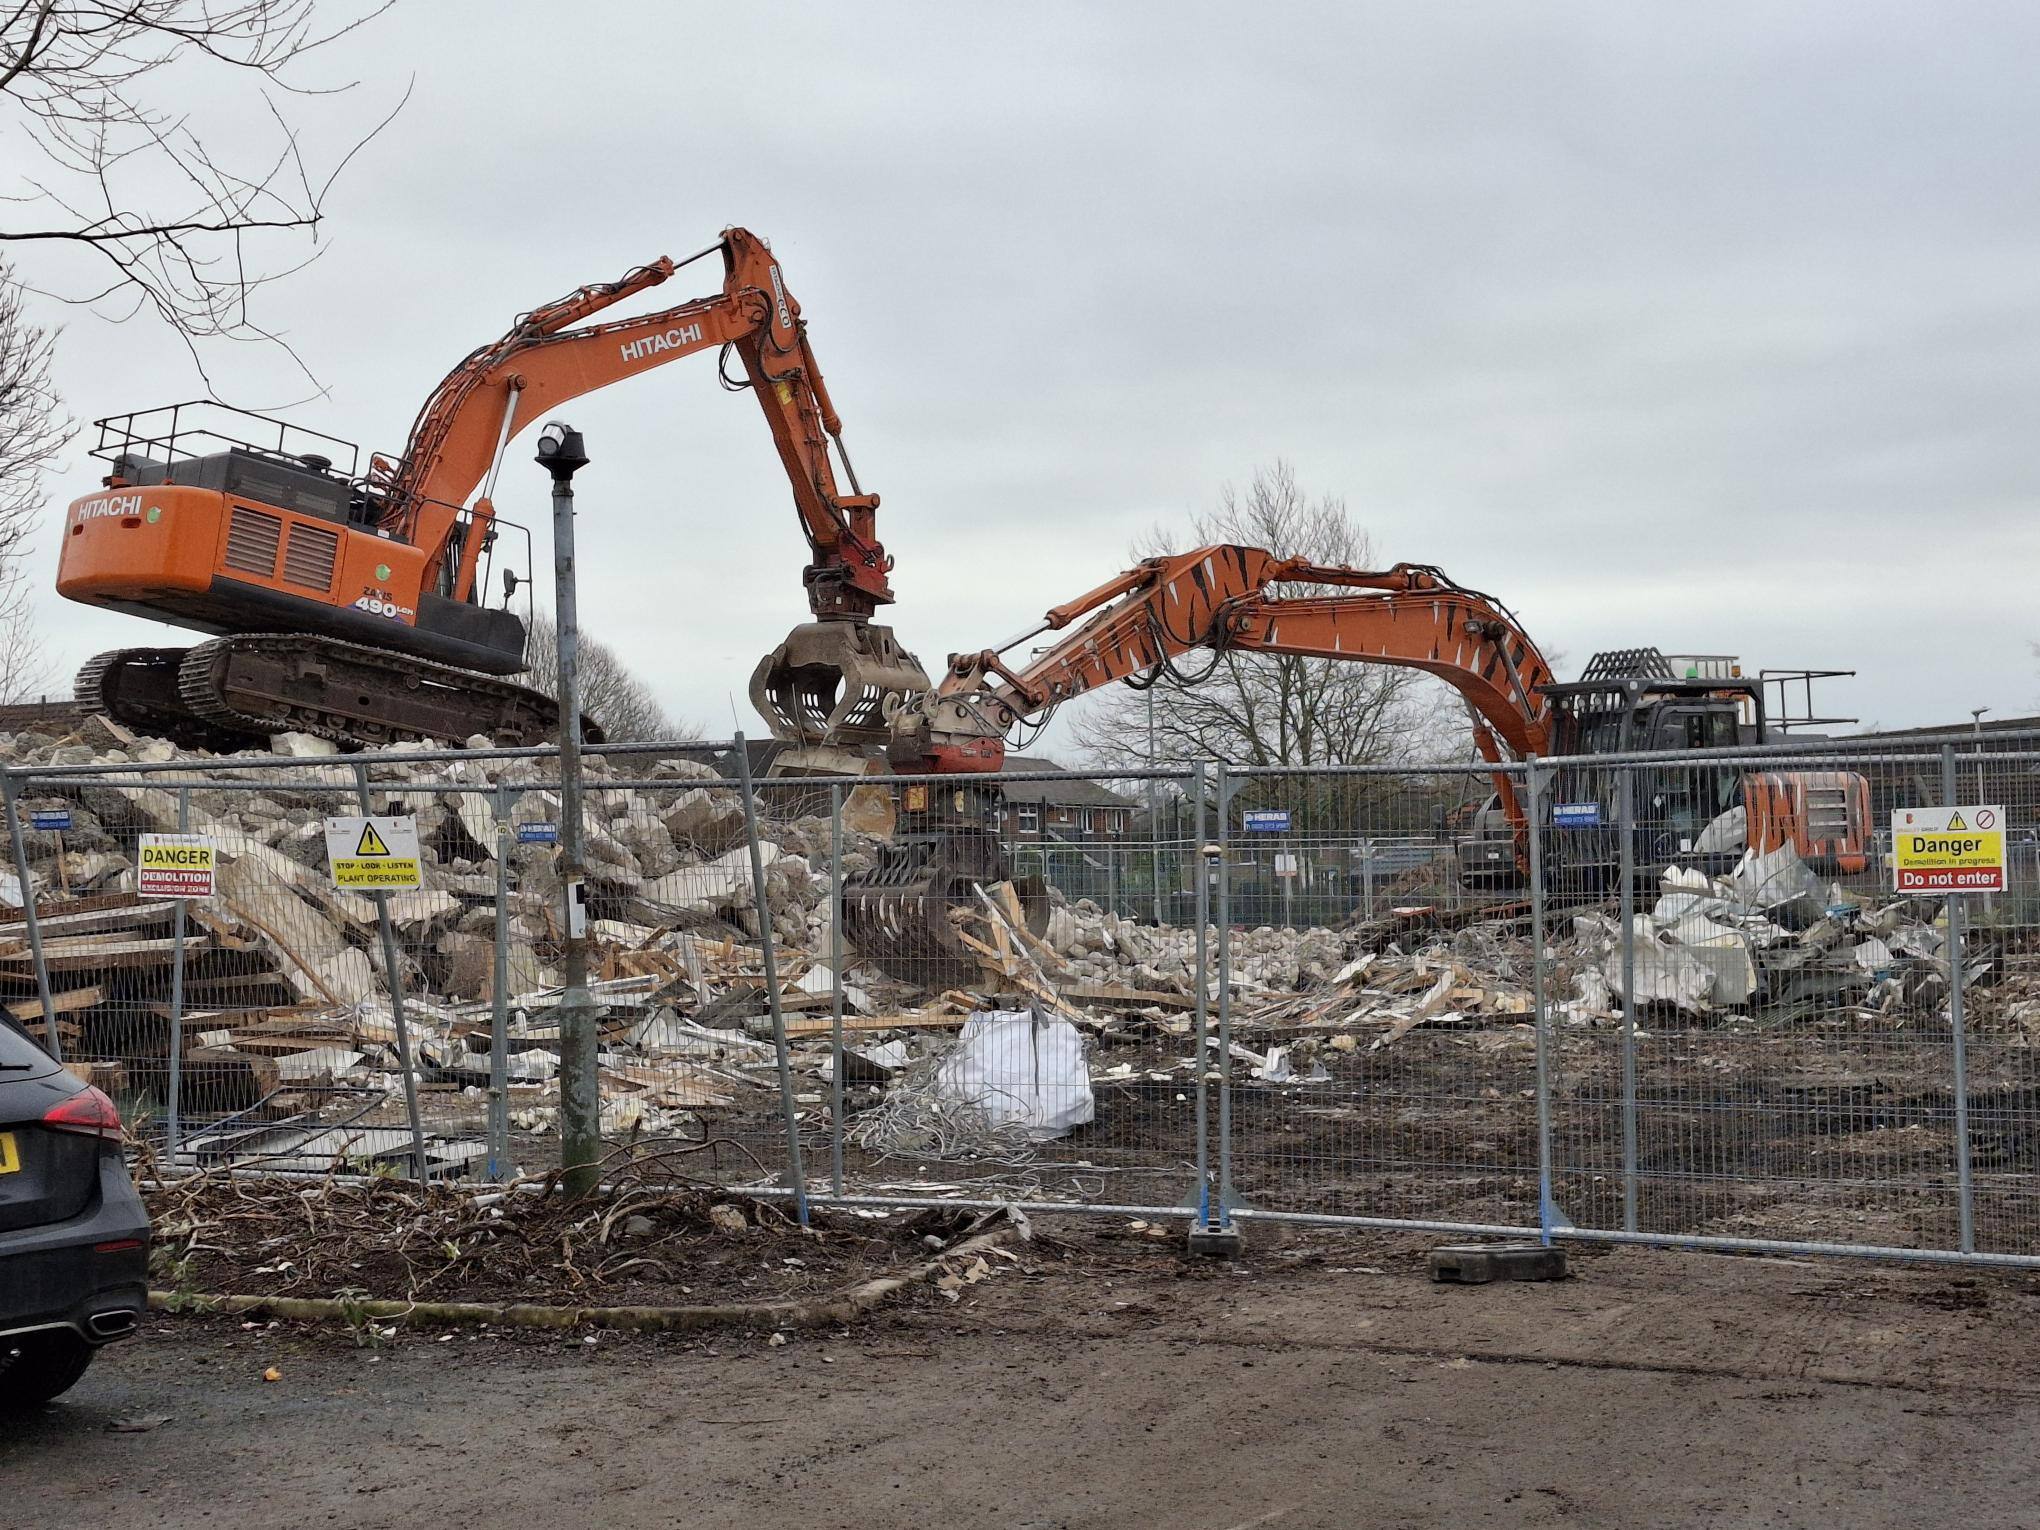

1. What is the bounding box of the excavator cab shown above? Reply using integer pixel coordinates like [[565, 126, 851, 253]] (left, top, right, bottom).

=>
[[1456, 649, 1871, 894]]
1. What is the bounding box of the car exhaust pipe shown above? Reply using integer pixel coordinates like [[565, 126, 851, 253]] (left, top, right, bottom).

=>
[[85, 1309, 137, 1340]]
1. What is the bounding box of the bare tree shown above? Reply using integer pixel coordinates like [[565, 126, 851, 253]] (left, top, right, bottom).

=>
[[522, 611, 689, 744], [0, 4, 398, 697], [1, 0, 403, 381], [1067, 460, 1457, 774], [0, 267, 62, 700]]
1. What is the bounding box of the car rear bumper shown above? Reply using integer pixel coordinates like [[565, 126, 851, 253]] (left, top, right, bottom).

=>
[[1, 1157, 149, 1346]]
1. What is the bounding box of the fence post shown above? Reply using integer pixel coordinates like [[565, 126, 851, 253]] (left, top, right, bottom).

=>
[[1214, 763, 1236, 1215], [1188, 762, 1241, 1254], [1190, 764, 1213, 1231], [1617, 766, 1638, 1233], [828, 780, 846, 1198], [351, 763, 429, 1183], [165, 785, 190, 1170], [1940, 743, 1976, 1253], [1525, 757, 1557, 1243], [1361, 836, 1375, 921], [0, 768, 59, 1056], [1148, 688, 1164, 925], [488, 783, 512, 1183], [733, 732, 808, 1225]]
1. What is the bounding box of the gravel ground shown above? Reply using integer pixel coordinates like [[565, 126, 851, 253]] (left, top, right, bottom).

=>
[[8, 1221, 2040, 1529]]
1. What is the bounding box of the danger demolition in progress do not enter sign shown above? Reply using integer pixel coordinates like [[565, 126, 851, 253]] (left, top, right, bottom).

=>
[[1891, 805, 2009, 895]]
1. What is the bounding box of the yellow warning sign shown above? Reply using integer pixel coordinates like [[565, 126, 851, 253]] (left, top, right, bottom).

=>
[[323, 814, 423, 890], [137, 833, 216, 899], [1891, 805, 2007, 894]]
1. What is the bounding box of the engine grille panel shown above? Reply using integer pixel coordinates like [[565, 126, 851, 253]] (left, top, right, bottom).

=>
[[281, 522, 340, 591], [222, 507, 283, 578]]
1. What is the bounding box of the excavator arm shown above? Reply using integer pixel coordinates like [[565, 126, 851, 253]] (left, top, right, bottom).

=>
[[838, 544, 1557, 983], [377, 228, 893, 619], [888, 543, 1559, 831]]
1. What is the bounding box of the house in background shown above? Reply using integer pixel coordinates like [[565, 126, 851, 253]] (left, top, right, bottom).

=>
[[994, 754, 1137, 843]]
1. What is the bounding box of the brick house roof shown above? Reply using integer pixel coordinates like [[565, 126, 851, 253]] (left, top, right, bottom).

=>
[[998, 755, 1136, 809]]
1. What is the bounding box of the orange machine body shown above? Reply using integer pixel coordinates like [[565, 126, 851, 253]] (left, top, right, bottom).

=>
[[1745, 770, 1873, 875], [52, 479, 511, 671]]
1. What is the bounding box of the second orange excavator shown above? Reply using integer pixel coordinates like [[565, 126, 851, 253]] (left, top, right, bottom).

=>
[[841, 545, 1871, 980]]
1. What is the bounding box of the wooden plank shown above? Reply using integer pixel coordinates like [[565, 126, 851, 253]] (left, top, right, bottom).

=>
[[0, 891, 140, 927], [1065, 982, 1194, 1011], [0, 901, 175, 940], [0, 934, 210, 971], [779, 1012, 972, 1038], [4, 983, 102, 1023]]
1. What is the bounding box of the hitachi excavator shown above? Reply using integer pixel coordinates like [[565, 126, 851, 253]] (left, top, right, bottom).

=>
[[55, 228, 929, 750], [841, 546, 1871, 980]]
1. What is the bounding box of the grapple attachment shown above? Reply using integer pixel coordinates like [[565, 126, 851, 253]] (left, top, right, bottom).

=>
[[749, 619, 931, 748], [842, 826, 1051, 989]]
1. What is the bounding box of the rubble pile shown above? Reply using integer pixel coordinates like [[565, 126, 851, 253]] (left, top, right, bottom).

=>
[[0, 724, 895, 1164], [1564, 843, 1996, 1024]]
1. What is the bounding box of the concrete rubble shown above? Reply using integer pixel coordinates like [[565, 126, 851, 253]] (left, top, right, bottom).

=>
[[0, 719, 2022, 1175]]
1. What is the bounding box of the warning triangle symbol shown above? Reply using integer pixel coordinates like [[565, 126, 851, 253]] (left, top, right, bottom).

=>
[[1946, 812, 1968, 832], [355, 821, 392, 857]]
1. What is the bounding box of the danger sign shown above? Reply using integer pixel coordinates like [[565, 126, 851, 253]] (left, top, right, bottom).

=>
[[1892, 805, 2008, 894], [136, 834, 216, 899], [323, 814, 423, 890]]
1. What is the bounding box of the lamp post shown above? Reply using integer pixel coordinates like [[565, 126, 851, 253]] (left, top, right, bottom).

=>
[[535, 420, 600, 1196], [1971, 707, 1990, 807]]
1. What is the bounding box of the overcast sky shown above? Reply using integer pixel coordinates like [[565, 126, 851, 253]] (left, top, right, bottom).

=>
[[17, 2, 2040, 749]]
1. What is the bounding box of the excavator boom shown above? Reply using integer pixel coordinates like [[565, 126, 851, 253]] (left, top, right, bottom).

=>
[[383, 229, 895, 621], [842, 546, 1558, 981], [894, 544, 1556, 781]]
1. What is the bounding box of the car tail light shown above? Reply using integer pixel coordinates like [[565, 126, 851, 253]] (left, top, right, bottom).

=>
[[43, 1086, 123, 1142]]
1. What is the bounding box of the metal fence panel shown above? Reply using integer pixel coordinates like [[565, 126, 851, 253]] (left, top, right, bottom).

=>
[[1210, 761, 1543, 1235], [4, 727, 2039, 1269]]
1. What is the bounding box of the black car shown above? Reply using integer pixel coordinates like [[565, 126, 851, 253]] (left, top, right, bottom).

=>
[[0, 1020, 149, 1409]]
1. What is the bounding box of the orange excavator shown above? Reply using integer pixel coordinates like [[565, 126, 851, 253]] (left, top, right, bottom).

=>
[[56, 228, 929, 748], [842, 546, 1870, 978]]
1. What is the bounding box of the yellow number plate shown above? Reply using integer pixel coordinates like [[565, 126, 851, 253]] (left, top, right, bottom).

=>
[[0, 1132, 16, 1174]]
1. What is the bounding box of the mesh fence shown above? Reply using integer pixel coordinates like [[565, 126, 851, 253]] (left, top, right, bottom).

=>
[[4, 730, 2038, 1265]]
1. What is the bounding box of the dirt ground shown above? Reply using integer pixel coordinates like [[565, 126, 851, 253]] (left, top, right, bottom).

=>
[[10, 1221, 2040, 1530]]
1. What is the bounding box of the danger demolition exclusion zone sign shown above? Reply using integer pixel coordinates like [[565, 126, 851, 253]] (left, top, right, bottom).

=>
[[1891, 805, 2008, 895], [136, 834, 216, 899], [323, 814, 423, 890]]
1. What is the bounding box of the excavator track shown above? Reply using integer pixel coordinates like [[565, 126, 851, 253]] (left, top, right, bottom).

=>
[[172, 633, 599, 749], [74, 647, 253, 752]]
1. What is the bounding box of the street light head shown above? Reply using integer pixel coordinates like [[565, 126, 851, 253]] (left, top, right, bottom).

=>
[[533, 419, 589, 481]]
